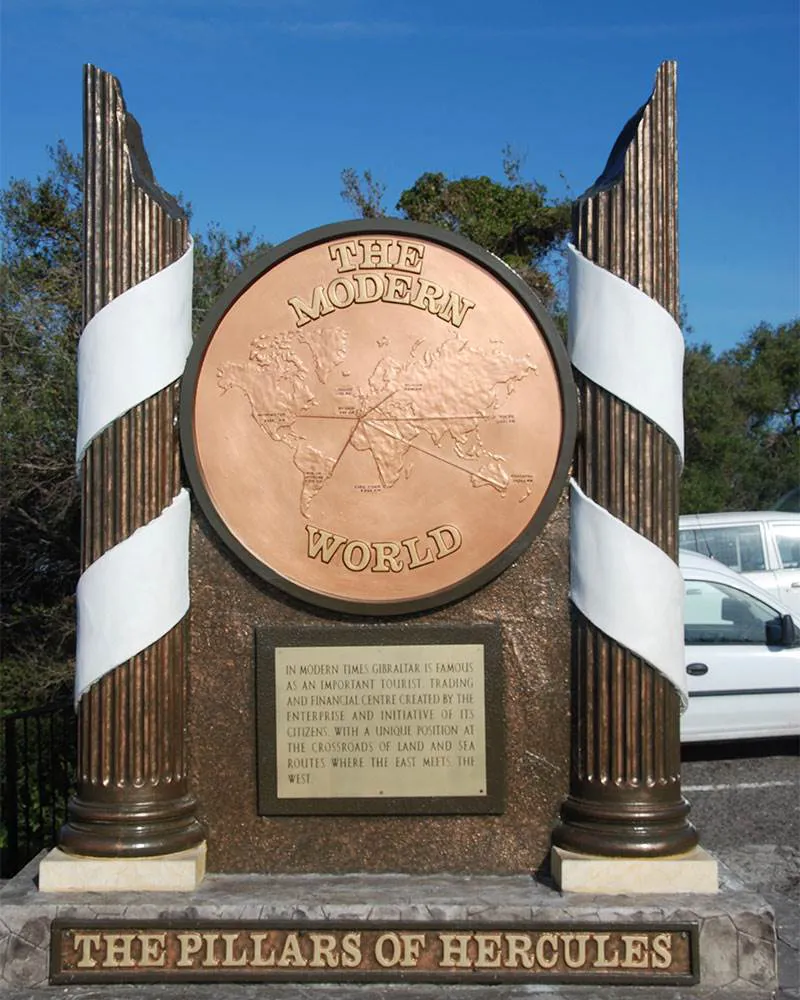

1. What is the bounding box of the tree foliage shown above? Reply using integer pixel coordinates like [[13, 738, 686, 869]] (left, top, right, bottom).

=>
[[0, 145, 268, 709], [340, 168, 387, 219], [682, 320, 800, 513], [1, 142, 82, 707], [342, 152, 572, 311], [2, 142, 797, 710], [191, 221, 271, 330]]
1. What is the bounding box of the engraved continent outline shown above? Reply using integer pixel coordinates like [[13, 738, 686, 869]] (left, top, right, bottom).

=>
[[217, 325, 538, 517]]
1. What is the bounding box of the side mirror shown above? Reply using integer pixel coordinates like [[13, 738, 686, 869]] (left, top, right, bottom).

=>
[[765, 614, 799, 647]]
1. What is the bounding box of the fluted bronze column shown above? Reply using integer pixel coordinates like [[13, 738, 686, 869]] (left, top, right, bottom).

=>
[[60, 66, 204, 856], [553, 62, 697, 857]]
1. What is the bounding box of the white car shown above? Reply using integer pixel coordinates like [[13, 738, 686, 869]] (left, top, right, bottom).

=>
[[679, 511, 800, 615], [680, 550, 800, 743]]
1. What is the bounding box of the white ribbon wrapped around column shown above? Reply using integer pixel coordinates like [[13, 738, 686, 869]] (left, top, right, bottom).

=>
[[570, 482, 687, 705], [568, 245, 684, 461], [75, 491, 191, 703], [74, 243, 193, 704], [567, 244, 686, 704], [76, 243, 193, 460]]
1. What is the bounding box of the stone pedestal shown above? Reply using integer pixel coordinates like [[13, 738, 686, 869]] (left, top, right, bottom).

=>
[[2, 853, 777, 996], [37, 844, 206, 893], [551, 846, 719, 895]]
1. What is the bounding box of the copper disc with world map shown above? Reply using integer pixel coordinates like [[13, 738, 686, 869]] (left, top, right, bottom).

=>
[[181, 221, 576, 614]]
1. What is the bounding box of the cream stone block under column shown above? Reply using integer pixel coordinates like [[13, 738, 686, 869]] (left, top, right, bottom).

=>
[[38, 842, 206, 892], [551, 845, 718, 894]]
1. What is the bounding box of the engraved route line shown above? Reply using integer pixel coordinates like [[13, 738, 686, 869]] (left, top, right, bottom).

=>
[[293, 414, 495, 422], [360, 418, 504, 488], [217, 331, 536, 510], [327, 388, 402, 476], [296, 388, 512, 488]]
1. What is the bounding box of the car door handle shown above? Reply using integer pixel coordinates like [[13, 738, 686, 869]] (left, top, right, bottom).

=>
[[686, 663, 708, 676], [791, 582, 800, 588]]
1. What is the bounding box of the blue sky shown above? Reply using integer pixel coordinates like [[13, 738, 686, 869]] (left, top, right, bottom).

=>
[[2, 0, 798, 353]]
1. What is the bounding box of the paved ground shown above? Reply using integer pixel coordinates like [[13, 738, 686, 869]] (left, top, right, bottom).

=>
[[718, 844, 799, 999], [683, 738, 800, 998]]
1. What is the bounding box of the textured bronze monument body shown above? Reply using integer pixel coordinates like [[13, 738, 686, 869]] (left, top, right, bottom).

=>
[[60, 60, 690, 873], [553, 61, 697, 857], [60, 67, 203, 857], [184, 223, 577, 872]]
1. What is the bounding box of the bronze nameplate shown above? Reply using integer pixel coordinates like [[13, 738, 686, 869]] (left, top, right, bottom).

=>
[[50, 920, 698, 985], [255, 623, 503, 815]]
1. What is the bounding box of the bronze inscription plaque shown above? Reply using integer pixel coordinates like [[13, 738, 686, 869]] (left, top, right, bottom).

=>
[[182, 220, 575, 614], [51, 921, 698, 986], [273, 644, 486, 798], [255, 623, 503, 815]]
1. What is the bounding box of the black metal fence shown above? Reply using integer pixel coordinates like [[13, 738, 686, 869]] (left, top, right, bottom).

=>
[[1, 700, 76, 878]]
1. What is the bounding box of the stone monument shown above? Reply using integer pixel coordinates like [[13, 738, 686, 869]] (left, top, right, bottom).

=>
[[180, 216, 577, 875], [0, 62, 779, 995]]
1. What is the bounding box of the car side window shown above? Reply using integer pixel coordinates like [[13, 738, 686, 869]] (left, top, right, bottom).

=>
[[684, 579, 778, 645], [690, 525, 766, 573], [773, 524, 800, 569]]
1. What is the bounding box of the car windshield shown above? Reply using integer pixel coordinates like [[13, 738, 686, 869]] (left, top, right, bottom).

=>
[[679, 524, 766, 572], [684, 578, 779, 644]]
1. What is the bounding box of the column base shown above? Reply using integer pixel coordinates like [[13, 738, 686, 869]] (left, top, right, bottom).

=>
[[38, 841, 206, 893], [551, 844, 719, 894], [60, 790, 205, 858]]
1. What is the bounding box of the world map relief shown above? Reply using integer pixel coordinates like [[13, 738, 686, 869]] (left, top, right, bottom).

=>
[[216, 325, 538, 518]]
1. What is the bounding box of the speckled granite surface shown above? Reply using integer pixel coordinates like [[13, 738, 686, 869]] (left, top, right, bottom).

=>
[[187, 495, 572, 875]]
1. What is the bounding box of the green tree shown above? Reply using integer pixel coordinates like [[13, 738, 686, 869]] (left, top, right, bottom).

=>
[[340, 168, 386, 220], [190, 221, 271, 332], [0, 145, 269, 709], [4, 143, 796, 708], [681, 320, 800, 512], [1, 142, 83, 708], [723, 320, 799, 508], [681, 343, 749, 512], [342, 152, 571, 312]]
